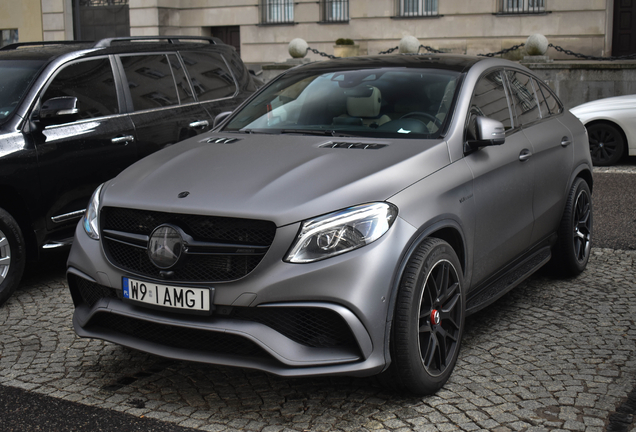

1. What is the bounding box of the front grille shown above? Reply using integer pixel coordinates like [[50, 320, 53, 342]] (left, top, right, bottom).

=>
[[232, 307, 357, 349], [70, 273, 119, 307], [101, 207, 276, 282], [88, 313, 269, 358]]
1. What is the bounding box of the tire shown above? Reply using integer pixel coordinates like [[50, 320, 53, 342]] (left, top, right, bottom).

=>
[[382, 238, 465, 395], [552, 178, 592, 277], [586, 123, 625, 166], [0, 208, 26, 307]]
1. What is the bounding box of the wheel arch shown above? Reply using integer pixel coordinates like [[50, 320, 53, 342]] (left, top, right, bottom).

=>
[[382, 217, 468, 371]]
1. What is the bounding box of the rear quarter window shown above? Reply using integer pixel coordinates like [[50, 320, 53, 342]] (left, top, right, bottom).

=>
[[180, 51, 237, 101]]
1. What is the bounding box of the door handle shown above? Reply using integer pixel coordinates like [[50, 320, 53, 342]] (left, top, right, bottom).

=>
[[519, 148, 532, 161], [561, 136, 571, 147], [189, 120, 210, 129], [111, 135, 135, 145]]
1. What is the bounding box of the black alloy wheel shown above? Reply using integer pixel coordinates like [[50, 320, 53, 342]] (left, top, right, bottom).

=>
[[587, 122, 625, 166], [553, 178, 593, 277], [383, 238, 465, 395], [572, 183, 592, 265]]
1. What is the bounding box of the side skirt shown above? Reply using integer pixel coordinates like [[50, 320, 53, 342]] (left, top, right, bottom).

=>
[[466, 246, 551, 315]]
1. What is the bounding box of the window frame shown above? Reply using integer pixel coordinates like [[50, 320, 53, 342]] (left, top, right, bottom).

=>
[[38, 56, 124, 122], [320, 0, 349, 23], [260, 0, 295, 25], [395, 0, 439, 18], [498, 0, 546, 15]]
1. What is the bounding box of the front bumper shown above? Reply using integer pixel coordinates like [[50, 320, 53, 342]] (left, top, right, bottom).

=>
[[67, 216, 417, 377]]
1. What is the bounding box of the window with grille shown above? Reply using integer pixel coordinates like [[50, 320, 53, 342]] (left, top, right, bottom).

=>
[[321, 0, 349, 22], [260, 0, 294, 24], [396, 0, 438, 17], [500, 0, 545, 14]]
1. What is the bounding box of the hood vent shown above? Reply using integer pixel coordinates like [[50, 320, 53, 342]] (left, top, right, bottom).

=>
[[322, 142, 387, 150], [207, 137, 241, 144]]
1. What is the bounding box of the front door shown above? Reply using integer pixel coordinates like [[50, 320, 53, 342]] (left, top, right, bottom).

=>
[[613, 0, 636, 56], [30, 57, 137, 236]]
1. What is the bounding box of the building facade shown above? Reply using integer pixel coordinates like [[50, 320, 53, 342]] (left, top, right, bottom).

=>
[[2, 1, 635, 64]]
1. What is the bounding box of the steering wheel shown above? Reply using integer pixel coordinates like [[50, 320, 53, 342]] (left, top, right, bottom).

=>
[[400, 112, 442, 127]]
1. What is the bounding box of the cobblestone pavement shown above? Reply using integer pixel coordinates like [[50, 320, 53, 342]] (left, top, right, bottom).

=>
[[0, 247, 635, 432]]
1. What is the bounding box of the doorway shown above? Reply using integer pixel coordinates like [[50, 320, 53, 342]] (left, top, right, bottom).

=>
[[613, 0, 636, 56], [209, 26, 241, 56]]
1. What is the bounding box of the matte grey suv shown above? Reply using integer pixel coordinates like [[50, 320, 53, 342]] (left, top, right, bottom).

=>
[[0, 36, 258, 306], [67, 54, 593, 395]]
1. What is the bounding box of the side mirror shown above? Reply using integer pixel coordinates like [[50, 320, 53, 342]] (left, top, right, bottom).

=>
[[466, 116, 506, 151], [213, 111, 233, 129], [37, 96, 79, 125]]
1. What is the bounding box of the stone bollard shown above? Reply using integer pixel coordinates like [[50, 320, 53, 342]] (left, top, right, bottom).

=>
[[399, 36, 420, 54], [522, 34, 552, 63], [288, 38, 309, 59]]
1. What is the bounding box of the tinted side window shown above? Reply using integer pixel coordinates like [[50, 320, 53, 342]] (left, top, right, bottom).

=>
[[505, 71, 541, 126], [467, 70, 512, 140], [167, 54, 194, 105], [181, 51, 237, 101], [536, 80, 562, 115], [121, 54, 180, 110], [43, 58, 118, 119], [531, 78, 550, 119]]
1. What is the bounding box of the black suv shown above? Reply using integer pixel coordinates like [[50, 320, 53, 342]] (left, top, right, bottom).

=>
[[0, 36, 259, 306]]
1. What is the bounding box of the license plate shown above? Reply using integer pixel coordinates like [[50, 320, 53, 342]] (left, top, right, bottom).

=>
[[122, 277, 211, 312]]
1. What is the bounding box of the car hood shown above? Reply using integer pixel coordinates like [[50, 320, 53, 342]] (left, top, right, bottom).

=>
[[570, 94, 636, 116], [102, 133, 450, 226]]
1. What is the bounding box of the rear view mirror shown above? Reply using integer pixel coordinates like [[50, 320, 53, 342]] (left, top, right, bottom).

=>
[[38, 96, 79, 125], [466, 116, 506, 151]]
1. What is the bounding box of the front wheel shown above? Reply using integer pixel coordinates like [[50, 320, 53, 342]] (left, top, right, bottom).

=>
[[586, 123, 625, 166], [552, 178, 593, 277], [0, 208, 26, 306], [382, 238, 465, 395]]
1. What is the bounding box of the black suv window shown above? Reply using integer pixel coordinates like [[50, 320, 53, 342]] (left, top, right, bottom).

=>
[[181, 51, 237, 101], [42, 58, 119, 119], [504, 70, 541, 126], [0, 60, 45, 123], [121, 54, 180, 110], [467, 70, 512, 140]]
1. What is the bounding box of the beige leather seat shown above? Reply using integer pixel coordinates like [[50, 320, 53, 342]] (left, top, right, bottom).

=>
[[337, 86, 391, 127]]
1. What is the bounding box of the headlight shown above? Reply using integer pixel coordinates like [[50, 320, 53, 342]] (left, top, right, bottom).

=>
[[83, 183, 104, 240], [285, 202, 398, 263]]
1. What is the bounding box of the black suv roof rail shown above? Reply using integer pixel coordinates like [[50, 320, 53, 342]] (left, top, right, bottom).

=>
[[0, 36, 223, 51], [0, 41, 94, 50], [93, 36, 222, 48]]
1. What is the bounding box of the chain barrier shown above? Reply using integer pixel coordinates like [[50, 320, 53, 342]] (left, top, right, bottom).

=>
[[477, 43, 525, 57], [313, 43, 636, 61], [548, 43, 636, 61], [307, 47, 337, 59]]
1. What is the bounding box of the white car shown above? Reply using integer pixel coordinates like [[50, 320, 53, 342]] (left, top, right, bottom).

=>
[[570, 94, 636, 166]]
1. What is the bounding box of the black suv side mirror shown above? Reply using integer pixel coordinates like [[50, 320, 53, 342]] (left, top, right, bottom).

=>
[[37, 96, 79, 125], [466, 116, 506, 151]]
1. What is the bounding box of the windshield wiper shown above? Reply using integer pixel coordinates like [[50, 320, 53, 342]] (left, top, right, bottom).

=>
[[279, 129, 359, 137]]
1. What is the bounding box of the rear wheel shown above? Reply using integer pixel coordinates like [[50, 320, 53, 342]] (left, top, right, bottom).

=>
[[382, 238, 465, 395], [586, 122, 625, 166], [0, 208, 26, 307], [552, 178, 592, 277]]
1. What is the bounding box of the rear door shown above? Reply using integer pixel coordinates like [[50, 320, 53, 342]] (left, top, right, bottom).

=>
[[30, 56, 137, 236], [117, 53, 213, 159]]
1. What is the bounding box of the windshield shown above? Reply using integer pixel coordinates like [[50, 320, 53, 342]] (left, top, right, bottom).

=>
[[0, 60, 45, 124], [224, 67, 461, 139]]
